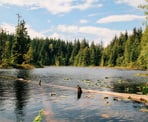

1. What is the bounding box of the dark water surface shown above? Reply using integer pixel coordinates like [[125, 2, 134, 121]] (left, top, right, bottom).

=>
[[0, 67, 148, 122]]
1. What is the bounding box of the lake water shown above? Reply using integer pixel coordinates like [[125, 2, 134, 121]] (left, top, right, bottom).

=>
[[0, 67, 148, 122]]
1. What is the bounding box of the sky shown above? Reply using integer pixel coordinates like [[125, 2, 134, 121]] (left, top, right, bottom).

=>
[[0, 0, 147, 46]]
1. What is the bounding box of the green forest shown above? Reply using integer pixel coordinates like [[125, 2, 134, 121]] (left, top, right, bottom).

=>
[[0, 2, 148, 70], [0, 19, 148, 69]]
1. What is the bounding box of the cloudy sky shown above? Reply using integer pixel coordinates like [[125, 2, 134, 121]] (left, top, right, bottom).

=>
[[0, 0, 147, 46]]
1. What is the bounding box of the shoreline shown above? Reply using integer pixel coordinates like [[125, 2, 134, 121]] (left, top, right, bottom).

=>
[[0, 65, 147, 71]]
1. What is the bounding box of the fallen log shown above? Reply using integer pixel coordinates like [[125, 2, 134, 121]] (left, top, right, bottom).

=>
[[47, 84, 148, 104]]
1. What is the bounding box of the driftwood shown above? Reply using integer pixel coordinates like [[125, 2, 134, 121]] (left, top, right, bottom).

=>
[[47, 84, 148, 104], [85, 89, 148, 104]]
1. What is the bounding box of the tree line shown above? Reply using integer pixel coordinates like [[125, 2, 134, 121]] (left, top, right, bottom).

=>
[[0, 19, 147, 69], [1, 0, 148, 69]]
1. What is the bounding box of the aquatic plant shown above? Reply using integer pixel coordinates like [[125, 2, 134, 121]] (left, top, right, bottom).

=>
[[105, 77, 109, 79], [82, 79, 91, 83], [64, 78, 71, 80], [113, 81, 148, 95], [142, 86, 148, 94], [33, 109, 44, 122]]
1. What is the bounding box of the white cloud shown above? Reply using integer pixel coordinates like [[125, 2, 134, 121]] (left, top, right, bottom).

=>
[[0, 0, 37, 6], [1, 22, 132, 46], [57, 25, 79, 33], [26, 25, 45, 39], [48, 32, 61, 39], [115, 0, 146, 7], [97, 14, 145, 23], [0, 23, 15, 34], [80, 19, 88, 24], [56, 24, 129, 46], [72, 0, 102, 10], [0, 0, 102, 14], [0, 22, 45, 39]]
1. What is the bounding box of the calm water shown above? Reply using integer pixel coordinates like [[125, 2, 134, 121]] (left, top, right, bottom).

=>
[[0, 67, 148, 122]]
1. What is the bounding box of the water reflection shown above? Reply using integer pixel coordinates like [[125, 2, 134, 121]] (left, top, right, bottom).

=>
[[0, 81, 6, 109], [0, 79, 15, 110], [14, 70, 30, 122], [16, 69, 31, 80], [0, 67, 148, 122]]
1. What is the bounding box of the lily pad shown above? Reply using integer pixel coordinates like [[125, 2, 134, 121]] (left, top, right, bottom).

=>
[[64, 78, 71, 80], [105, 77, 109, 79]]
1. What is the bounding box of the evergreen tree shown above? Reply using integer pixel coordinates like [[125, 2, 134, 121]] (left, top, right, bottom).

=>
[[116, 32, 128, 66], [70, 40, 80, 65], [2, 40, 11, 67], [93, 42, 103, 66], [82, 47, 90, 66], [31, 38, 44, 67], [12, 18, 30, 65], [137, 26, 148, 69], [137, 0, 148, 69], [0, 29, 6, 64], [0, 14, 147, 69], [90, 42, 96, 66], [24, 46, 33, 64], [124, 36, 131, 65], [108, 36, 118, 66]]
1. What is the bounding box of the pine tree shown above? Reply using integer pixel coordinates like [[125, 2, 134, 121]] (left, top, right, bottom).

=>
[[90, 41, 96, 66], [0, 29, 5, 64], [70, 40, 80, 65], [137, 0, 148, 69], [137, 26, 148, 69], [12, 17, 31, 65]]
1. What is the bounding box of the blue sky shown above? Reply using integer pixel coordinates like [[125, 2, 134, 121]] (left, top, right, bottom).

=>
[[0, 0, 147, 46]]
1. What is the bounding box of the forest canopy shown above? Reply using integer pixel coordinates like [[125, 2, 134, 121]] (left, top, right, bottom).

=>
[[0, 20, 147, 69], [0, 0, 148, 69]]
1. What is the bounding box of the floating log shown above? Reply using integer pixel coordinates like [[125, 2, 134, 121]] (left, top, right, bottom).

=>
[[46, 84, 148, 104]]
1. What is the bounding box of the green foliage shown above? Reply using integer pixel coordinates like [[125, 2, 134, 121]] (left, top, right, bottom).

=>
[[142, 86, 148, 94], [33, 109, 44, 122], [137, 26, 148, 69], [0, 14, 148, 69], [113, 82, 148, 94], [1, 1, 148, 69], [12, 20, 31, 65], [139, 0, 148, 25], [0, 25, 147, 69], [100, 28, 144, 69], [0, 29, 15, 67]]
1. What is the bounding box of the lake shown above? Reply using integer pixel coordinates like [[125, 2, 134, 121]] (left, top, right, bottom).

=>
[[0, 67, 148, 122]]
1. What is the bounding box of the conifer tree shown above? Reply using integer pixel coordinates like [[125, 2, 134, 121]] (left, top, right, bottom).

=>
[[12, 15, 30, 65], [137, 26, 148, 69], [0, 29, 5, 64], [137, 0, 148, 69]]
